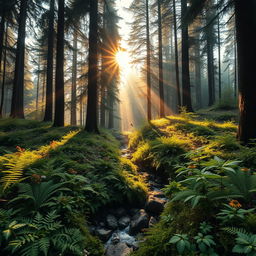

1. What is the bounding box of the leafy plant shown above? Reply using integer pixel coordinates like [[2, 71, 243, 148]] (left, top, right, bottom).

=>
[[9, 180, 70, 212], [7, 211, 85, 256], [169, 234, 194, 254], [217, 204, 255, 224], [224, 168, 256, 202], [232, 232, 256, 255], [194, 232, 216, 255]]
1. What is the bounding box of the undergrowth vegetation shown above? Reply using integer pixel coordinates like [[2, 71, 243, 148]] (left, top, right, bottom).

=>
[[0, 119, 147, 256], [129, 112, 256, 256]]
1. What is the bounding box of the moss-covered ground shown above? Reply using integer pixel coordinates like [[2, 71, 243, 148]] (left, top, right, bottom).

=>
[[129, 111, 256, 256], [0, 118, 147, 255]]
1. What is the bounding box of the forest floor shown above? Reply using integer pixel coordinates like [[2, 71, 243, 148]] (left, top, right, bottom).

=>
[[1, 108, 256, 255]]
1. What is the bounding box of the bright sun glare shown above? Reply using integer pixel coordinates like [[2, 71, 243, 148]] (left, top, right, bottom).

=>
[[115, 50, 130, 69]]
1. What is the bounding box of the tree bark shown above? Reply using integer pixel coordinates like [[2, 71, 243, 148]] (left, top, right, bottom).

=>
[[157, 0, 165, 117], [0, 10, 5, 80], [10, 0, 28, 118], [53, 0, 65, 126], [36, 57, 40, 119], [235, 0, 256, 144], [181, 0, 193, 112], [146, 0, 152, 121], [195, 30, 201, 108], [85, 0, 99, 133], [217, 16, 222, 99], [173, 0, 181, 109], [206, 2, 215, 106], [234, 36, 237, 98], [108, 90, 114, 129], [71, 29, 77, 125], [44, 0, 55, 122], [0, 22, 8, 118], [100, 2, 106, 128]]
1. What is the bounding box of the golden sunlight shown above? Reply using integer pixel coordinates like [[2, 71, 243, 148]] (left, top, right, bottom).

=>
[[115, 50, 130, 69]]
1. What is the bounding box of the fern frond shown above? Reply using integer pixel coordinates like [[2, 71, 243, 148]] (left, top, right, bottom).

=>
[[222, 227, 249, 236]]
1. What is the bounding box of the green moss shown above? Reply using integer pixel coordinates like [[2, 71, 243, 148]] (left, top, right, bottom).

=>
[[0, 119, 148, 255], [128, 123, 161, 149]]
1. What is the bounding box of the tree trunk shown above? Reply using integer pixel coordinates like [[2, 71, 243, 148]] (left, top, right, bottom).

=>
[[235, 0, 256, 144], [173, 0, 181, 109], [71, 29, 77, 125], [108, 90, 114, 129], [36, 57, 40, 119], [146, 0, 152, 121], [53, 0, 65, 126], [100, 2, 106, 128], [217, 16, 222, 99], [195, 30, 201, 108], [0, 10, 5, 80], [85, 0, 99, 133], [44, 0, 55, 122], [80, 96, 83, 126], [10, 0, 28, 118], [206, 4, 215, 106], [0, 22, 8, 118], [181, 0, 193, 112], [157, 0, 165, 117], [41, 66, 46, 114], [234, 37, 237, 98]]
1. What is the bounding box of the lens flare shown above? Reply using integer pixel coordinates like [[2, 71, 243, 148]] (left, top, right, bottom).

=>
[[115, 50, 130, 68]]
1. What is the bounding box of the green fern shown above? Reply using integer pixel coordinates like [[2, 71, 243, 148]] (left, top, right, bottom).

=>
[[7, 211, 85, 256], [9, 180, 70, 211], [222, 227, 249, 236]]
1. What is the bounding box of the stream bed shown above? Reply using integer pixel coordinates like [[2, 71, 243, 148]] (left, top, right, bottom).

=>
[[90, 136, 168, 256]]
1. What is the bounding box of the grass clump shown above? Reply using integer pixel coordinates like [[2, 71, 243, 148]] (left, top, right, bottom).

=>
[[128, 123, 161, 149]]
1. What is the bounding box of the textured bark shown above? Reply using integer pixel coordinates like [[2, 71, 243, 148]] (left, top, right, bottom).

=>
[[217, 16, 222, 99], [71, 29, 77, 125], [173, 0, 181, 109], [0, 10, 5, 79], [100, 2, 106, 128], [85, 0, 99, 133], [235, 0, 256, 144], [0, 22, 7, 118], [44, 0, 55, 122], [195, 30, 201, 108], [10, 0, 28, 118], [181, 0, 193, 112], [36, 57, 40, 119], [157, 0, 165, 117], [146, 0, 151, 121], [206, 7, 215, 106], [234, 38, 237, 98], [107, 90, 114, 129], [53, 0, 65, 126]]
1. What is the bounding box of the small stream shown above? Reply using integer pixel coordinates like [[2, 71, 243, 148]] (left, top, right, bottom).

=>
[[94, 135, 168, 256]]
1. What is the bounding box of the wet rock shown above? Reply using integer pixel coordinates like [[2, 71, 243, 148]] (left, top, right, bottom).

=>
[[129, 208, 139, 216], [145, 197, 165, 215], [149, 216, 158, 227], [111, 233, 120, 244], [95, 228, 113, 241], [118, 216, 131, 229], [106, 214, 118, 230], [89, 225, 96, 235], [149, 190, 166, 199], [99, 222, 105, 227], [149, 181, 163, 189], [115, 207, 127, 218], [105, 242, 133, 256], [129, 209, 149, 235]]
